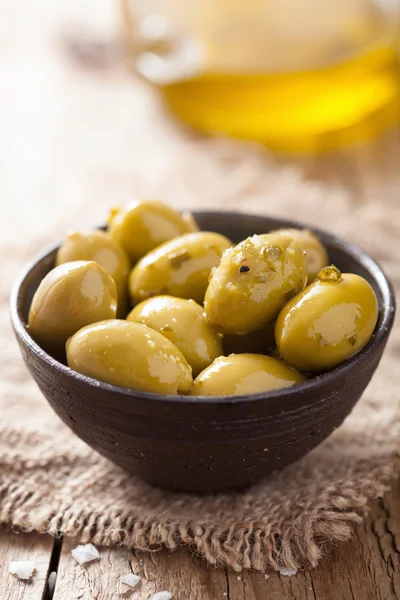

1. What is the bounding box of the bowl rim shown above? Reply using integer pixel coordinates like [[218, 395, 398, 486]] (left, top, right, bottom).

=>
[[10, 210, 396, 406]]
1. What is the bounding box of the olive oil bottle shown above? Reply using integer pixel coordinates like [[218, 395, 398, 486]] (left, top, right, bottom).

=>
[[121, 0, 400, 152]]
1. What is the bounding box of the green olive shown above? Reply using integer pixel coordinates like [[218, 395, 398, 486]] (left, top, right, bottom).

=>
[[129, 231, 232, 305], [66, 320, 193, 394], [127, 296, 222, 376], [108, 200, 198, 262], [222, 323, 275, 356], [204, 233, 307, 336], [28, 261, 117, 355], [275, 265, 379, 372], [56, 230, 131, 317], [189, 353, 306, 396], [271, 228, 329, 282]]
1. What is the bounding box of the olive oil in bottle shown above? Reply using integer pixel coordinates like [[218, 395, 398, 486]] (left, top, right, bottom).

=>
[[122, 0, 400, 152]]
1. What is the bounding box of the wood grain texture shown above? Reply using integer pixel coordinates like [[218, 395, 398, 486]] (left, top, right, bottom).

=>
[[52, 537, 134, 600], [0, 528, 55, 600], [47, 481, 399, 600]]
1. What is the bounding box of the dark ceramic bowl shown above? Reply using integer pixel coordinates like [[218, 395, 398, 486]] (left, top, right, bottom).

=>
[[10, 212, 395, 492]]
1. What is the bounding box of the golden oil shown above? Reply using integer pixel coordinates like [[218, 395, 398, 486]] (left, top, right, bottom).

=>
[[122, 1, 400, 152], [160, 46, 400, 152]]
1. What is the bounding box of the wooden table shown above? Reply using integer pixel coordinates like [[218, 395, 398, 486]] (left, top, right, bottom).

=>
[[2, 0, 400, 598], [1, 480, 399, 599]]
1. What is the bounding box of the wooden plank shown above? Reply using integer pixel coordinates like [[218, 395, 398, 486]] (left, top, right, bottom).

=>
[[53, 538, 139, 600], [0, 528, 55, 600], [53, 536, 234, 600], [305, 487, 400, 600], [51, 482, 399, 600], [225, 483, 400, 599]]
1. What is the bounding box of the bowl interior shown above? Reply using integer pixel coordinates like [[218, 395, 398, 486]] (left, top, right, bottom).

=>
[[13, 211, 395, 405]]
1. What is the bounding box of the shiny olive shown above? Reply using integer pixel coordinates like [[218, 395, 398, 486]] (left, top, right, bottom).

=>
[[222, 323, 275, 356], [275, 265, 379, 372], [56, 230, 131, 317], [271, 227, 329, 282], [129, 231, 232, 305], [66, 320, 193, 394], [127, 296, 222, 376], [189, 353, 306, 396], [108, 200, 198, 262], [28, 261, 117, 355], [204, 233, 307, 336]]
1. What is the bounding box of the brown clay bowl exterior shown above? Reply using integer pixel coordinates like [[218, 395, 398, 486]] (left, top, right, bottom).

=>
[[10, 212, 395, 492]]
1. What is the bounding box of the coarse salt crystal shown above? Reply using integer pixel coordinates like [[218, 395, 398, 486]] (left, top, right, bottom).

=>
[[279, 568, 297, 577], [264, 574, 270, 579], [48, 572, 57, 598], [71, 543, 100, 566], [237, 576, 241, 580], [9, 560, 36, 580], [120, 573, 140, 588], [151, 592, 172, 600]]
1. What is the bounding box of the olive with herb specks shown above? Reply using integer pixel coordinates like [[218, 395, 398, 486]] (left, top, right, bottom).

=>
[[108, 200, 198, 262], [189, 353, 306, 396], [204, 233, 307, 336], [275, 265, 379, 372], [56, 230, 131, 317], [66, 320, 193, 394], [271, 227, 329, 282], [127, 296, 223, 376], [129, 231, 231, 305]]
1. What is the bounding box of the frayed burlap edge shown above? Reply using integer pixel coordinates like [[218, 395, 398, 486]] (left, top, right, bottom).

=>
[[1, 460, 399, 572]]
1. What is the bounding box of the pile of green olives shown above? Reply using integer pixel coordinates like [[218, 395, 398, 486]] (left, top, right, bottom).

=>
[[28, 200, 379, 397]]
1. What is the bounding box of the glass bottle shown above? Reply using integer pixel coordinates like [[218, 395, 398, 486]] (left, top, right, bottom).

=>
[[121, 0, 400, 152]]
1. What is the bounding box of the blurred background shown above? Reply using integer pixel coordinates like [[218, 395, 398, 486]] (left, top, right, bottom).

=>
[[123, 0, 400, 152], [1, 0, 400, 250], [1, 0, 400, 430]]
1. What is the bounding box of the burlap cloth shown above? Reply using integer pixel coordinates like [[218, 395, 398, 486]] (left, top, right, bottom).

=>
[[1, 134, 399, 572]]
